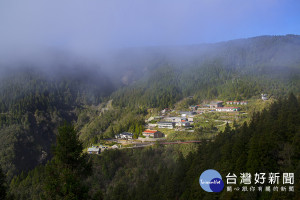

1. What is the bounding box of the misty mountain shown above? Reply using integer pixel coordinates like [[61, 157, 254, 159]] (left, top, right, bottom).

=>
[[110, 35, 300, 109], [0, 35, 300, 179], [107, 34, 300, 76]]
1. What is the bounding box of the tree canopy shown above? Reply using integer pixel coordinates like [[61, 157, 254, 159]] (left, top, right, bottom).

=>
[[43, 124, 92, 200]]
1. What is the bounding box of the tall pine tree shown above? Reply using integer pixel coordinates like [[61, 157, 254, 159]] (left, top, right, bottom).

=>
[[43, 123, 92, 200]]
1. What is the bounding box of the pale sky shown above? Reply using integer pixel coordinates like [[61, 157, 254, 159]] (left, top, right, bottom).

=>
[[0, 0, 300, 61]]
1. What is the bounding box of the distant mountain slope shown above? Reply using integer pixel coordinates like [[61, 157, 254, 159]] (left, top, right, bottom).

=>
[[0, 35, 300, 179], [106, 35, 300, 82], [110, 35, 300, 109]]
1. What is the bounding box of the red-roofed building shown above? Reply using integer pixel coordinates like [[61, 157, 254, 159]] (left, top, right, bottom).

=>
[[142, 129, 164, 138]]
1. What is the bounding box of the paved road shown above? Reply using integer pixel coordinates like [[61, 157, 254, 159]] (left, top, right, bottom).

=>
[[127, 140, 203, 148], [160, 140, 202, 145]]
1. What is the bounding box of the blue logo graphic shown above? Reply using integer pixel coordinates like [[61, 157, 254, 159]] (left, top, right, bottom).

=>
[[199, 169, 224, 192]]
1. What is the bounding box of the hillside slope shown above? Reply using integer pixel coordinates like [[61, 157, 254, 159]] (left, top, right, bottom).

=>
[[0, 35, 300, 179]]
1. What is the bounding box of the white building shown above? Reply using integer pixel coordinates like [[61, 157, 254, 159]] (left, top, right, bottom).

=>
[[157, 122, 175, 129], [188, 117, 194, 122], [164, 117, 188, 123], [115, 132, 133, 139], [261, 94, 268, 101], [179, 111, 197, 117], [87, 147, 101, 154], [216, 107, 240, 112]]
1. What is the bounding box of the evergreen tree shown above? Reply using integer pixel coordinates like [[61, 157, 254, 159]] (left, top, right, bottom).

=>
[[43, 123, 92, 200]]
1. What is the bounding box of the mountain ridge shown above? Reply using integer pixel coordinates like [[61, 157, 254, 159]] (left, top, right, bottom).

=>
[[0, 34, 300, 179]]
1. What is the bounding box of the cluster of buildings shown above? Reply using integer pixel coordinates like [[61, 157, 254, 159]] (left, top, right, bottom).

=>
[[86, 94, 271, 155], [114, 130, 165, 139], [148, 111, 196, 130], [157, 120, 190, 129], [88, 97, 255, 154], [111, 98, 251, 143], [207, 101, 242, 112], [87, 144, 120, 155], [151, 99, 247, 132], [190, 100, 243, 112]]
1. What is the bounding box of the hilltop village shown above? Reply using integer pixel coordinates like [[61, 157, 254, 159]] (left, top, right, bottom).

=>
[[87, 94, 270, 154]]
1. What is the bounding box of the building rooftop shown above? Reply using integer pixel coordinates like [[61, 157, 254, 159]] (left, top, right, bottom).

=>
[[143, 130, 158, 133], [88, 147, 100, 152], [120, 132, 133, 136]]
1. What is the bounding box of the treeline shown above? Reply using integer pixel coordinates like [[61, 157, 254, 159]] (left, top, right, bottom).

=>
[[6, 93, 300, 200]]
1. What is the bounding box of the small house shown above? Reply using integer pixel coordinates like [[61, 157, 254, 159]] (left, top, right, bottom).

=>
[[142, 130, 164, 138], [87, 147, 101, 154]]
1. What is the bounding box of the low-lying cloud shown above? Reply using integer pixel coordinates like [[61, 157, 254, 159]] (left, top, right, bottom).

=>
[[0, 0, 297, 67]]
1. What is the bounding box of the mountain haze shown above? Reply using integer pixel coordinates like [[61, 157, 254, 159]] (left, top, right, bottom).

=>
[[0, 35, 300, 179]]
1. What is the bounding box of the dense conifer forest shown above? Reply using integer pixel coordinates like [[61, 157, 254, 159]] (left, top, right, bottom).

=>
[[5, 93, 300, 200], [0, 35, 300, 199]]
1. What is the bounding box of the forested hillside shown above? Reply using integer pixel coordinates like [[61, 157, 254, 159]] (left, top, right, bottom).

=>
[[0, 66, 115, 179], [0, 34, 300, 184], [7, 93, 300, 200], [111, 35, 300, 109], [111, 63, 300, 109]]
